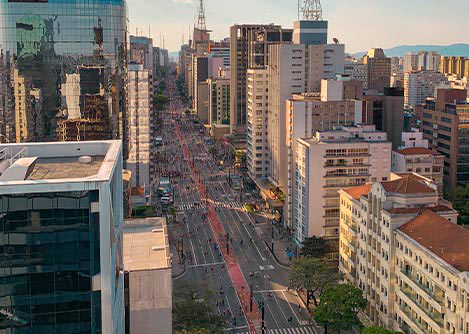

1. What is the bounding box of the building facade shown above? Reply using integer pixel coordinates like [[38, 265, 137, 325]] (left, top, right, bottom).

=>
[[0, 0, 129, 148], [339, 174, 468, 334], [127, 63, 154, 192], [207, 77, 230, 138], [363, 48, 391, 93], [293, 125, 391, 242], [404, 71, 447, 108], [0, 140, 125, 333], [416, 89, 469, 191]]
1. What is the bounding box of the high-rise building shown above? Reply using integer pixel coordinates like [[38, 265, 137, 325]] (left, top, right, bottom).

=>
[[344, 62, 368, 87], [0, 0, 129, 147], [363, 48, 391, 93], [229, 24, 292, 140], [128, 63, 154, 193], [192, 55, 209, 113], [404, 70, 447, 108], [285, 89, 363, 231], [403, 51, 440, 73], [416, 88, 469, 191], [364, 88, 405, 150], [207, 77, 230, 138], [210, 38, 231, 67], [441, 56, 467, 78], [130, 36, 154, 78], [293, 125, 391, 241], [338, 173, 458, 329], [0, 140, 125, 333]]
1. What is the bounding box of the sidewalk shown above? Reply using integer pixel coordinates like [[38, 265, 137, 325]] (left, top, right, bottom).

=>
[[249, 211, 298, 268]]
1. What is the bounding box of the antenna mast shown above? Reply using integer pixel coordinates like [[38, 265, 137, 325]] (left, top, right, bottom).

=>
[[196, 0, 206, 30], [299, 0, 323, 21]]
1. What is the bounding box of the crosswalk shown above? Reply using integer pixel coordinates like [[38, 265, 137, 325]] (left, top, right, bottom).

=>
[[233, 327, 316, 334], [176, 201, 241, 211]]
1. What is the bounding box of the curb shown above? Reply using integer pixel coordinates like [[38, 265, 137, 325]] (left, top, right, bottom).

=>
[[171, 264, 187, 279], [263, 240, 292, 269]]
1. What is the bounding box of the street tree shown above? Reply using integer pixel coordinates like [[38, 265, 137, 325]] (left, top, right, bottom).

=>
[[173, 283, 224, 334], [289, 257, 341, 307], [314, 284, 367, 334], [362, 326, 402, 334], [300, 236, 330, 258]]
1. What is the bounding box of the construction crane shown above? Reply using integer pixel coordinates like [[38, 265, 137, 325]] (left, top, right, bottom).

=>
[[298, 0, 323, 21]]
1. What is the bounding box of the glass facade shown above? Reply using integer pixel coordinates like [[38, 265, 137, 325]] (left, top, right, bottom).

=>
[[0, 191, 102, 333], [0, 0, 128, 147]]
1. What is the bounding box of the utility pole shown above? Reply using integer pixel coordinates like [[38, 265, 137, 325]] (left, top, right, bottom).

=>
[[250, 285, 253, 312]]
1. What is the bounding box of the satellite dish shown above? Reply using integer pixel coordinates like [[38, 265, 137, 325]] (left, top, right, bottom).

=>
[[333, 38, 339, 44]]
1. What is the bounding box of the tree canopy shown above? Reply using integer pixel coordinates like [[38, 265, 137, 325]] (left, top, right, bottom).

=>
[[289, 257, 341, 307], [314, 284, 367, 334], [173, 283, 224, 334], [153, 93, 169, 111], [300, 236, 331, 258], [447, 184, 469, 225]]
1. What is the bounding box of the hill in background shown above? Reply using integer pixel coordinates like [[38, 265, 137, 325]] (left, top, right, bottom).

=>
[[353, 44, 469, 58]]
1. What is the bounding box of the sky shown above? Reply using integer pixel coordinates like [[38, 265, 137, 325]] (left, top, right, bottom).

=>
[[127, 0, 469, 53]]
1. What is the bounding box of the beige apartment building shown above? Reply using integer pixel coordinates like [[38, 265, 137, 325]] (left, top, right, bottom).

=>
[[207, 77, 230, 139], [363, 48, 391, 93], [339, 173, 459, 330], [285, 89, 362, 230], [294, 125, 390, 241], [392, 147, 444, 195]]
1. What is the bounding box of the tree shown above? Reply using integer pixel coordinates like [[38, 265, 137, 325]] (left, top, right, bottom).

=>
[[153, 93, 169, 111], [362, 326, 402, 334], [447, 184, 469, 225], [289, 257, 341, 307], [173, 283, 224, 334], [314, 284, 367, 334], [300, 236, 330, 258]]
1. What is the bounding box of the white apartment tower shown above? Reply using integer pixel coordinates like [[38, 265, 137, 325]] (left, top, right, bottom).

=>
[[294, 125, 391, 241], [404, 70, 447, 108], [128, 63, 154, 192]]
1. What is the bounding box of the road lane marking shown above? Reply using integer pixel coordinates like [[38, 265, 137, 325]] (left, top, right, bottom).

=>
[[282, 291, 301, 325], [187, 261, 225, 268]]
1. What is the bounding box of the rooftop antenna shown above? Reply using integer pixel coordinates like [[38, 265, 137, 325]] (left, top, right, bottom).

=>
[[298, 0, 323, 21], [196, 0, 207, 30]]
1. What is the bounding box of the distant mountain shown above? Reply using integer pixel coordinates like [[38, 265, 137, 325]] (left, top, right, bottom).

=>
[[169, 51, 179, 60], [353, 44, 469, 58]]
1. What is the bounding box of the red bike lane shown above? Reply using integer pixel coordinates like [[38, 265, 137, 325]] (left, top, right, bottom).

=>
[[172, 111, 261, 333]]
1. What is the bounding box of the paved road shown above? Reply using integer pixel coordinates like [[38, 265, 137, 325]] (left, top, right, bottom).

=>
[[160, 75, 319, 334]]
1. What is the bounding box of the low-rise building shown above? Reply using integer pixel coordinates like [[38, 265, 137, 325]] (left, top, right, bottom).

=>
[[293, 125, 391, 242], [339, 173, 459, 330], [392, 147, 444, 194]]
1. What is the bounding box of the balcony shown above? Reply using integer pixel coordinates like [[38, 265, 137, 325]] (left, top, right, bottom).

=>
[[324, 173, 371, 179], [398, 304, 428, 334], [400, 286, 444, 328], [400, 270, 445, 308]]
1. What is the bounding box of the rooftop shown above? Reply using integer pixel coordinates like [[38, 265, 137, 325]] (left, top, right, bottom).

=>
[[399, 209, 469, 272], [123, 217, 170, 271], [28, 156, 105, 180], [381, 175, 435, 194], [343, 184, 372, 200], [385, 205, 455, 215], [395, 147, 439, 156]]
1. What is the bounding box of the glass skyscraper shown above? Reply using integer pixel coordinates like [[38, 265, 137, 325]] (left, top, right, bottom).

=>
[[0, 0, 128, 147]]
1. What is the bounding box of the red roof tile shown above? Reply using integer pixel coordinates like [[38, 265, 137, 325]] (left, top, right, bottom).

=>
[[343, 184, 372, 200], [385, 205, 454, 215], [396, 147, 439, 156], [399, 209, 469, 272], [381, 175, 435, 194]]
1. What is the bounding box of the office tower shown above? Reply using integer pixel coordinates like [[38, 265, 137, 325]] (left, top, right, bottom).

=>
[[364, 87, 405, 150], [404, 70, 447, 108], [207, 77, 230, 138], [344, 62, 368, 87], [211, 38, 231, 67], [123, 217, 172, 334], [178, 44, 191, 76], [338, 174, 459, 329], [403, 53, 419, 72], [363, 48, 391, 93], [196, 81, 209, 124], [416, 88, 469, 191], [293, 125, 391, 241], [0, 140, 125, 333], [127, 63, 154, 193], [0, 0, 128, 147], [229, 24, 293, 140], [293, 20, 328, 45], [192, 55, 209, 113], [130, 36, 155, 78]]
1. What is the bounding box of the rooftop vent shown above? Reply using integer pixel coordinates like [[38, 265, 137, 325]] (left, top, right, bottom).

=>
[[79, 156, 92, 164]]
